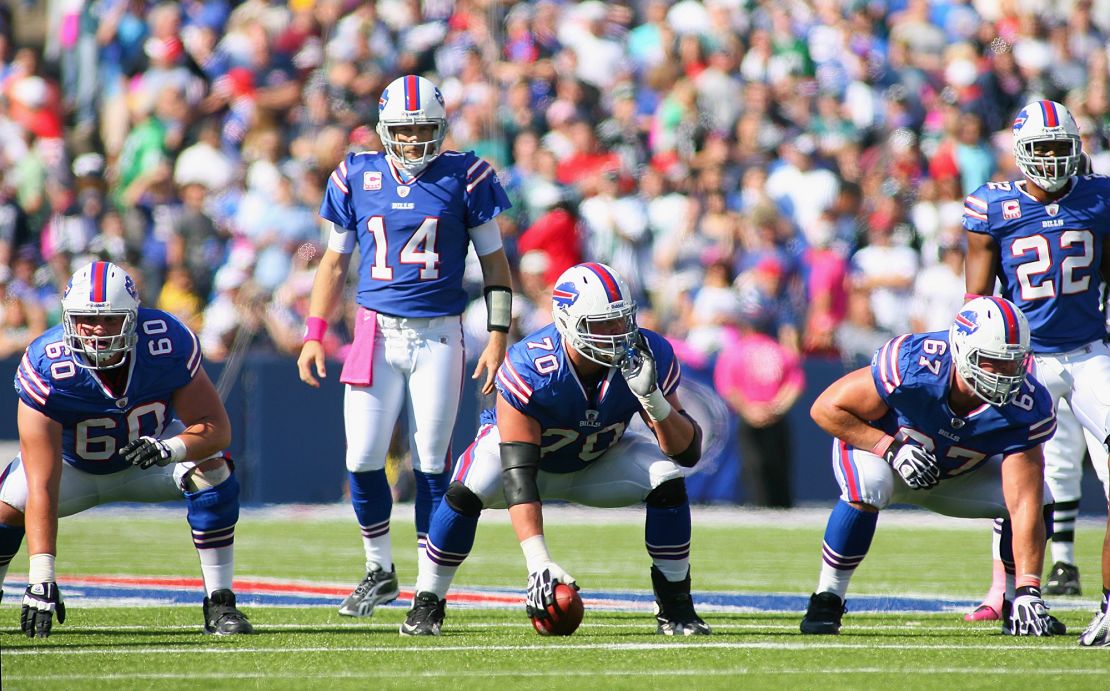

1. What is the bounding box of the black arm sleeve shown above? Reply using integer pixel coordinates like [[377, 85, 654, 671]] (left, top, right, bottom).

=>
[[667, 410, 703, 468], [500, 441, 541, 506]]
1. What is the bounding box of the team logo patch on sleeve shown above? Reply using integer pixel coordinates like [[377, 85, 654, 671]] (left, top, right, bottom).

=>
[[955, 310, 979, 335], [553, 282, 579, 307], [1002, 200, 1021, 219], [364, 172, 382, 191]]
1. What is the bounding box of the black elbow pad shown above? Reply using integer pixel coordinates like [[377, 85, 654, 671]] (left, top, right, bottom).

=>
[[667, 411, 703, 468], [500, 441, 541, 507]]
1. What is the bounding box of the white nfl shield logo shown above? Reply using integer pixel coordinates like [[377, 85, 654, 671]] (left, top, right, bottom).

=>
[[363, 172, 382, 191], [1046, 203, 1059, 217], [397, 186, 410, 198]]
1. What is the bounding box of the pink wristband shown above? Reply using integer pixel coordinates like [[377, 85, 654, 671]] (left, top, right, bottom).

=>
[[303, 316, 328, 343], [1016, 574, 1041, 590], [963, 293, 983, 302], [871, 435, 895, 457]]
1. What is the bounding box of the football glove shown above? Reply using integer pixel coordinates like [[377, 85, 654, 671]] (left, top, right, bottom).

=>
[[21, 582, 66, 639], [525, 564, 577, 620], [1079, 598, 1110, 647], [885, 442, 940, 490], [618, 334, 672, 421], [121, 436, 182, 469], [1009, 586, 1054, 637]]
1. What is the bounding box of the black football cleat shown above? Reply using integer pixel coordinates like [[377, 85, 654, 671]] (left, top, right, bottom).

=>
[[650, 566, 711, 636], [801, 592, 845, 635], [203, 589, 254, 635], [400, 591, 446, 636], [1043, 561, 1081, 596]]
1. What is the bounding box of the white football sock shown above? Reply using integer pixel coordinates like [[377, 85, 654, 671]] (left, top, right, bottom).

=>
[[653, 558, 690, 583], [816, 562, 854, 600], [198, 545, 235, 595], [414, 549, 457, 599], [362, 533, 393, 574]]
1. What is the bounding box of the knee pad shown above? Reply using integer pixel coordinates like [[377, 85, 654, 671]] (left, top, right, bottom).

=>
[[186, 472, 240, 532], [183, 458, 232, 492], [445, 481, 483, 517], [646, 478, 688, 509]]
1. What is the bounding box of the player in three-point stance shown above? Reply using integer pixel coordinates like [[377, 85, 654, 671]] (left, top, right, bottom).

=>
[[399, 262, 710, 636], [3, 261, 251, 638], [297, 74, 513, 618], [962, 99, 1110, 646], [800, 297, 1061, 637]]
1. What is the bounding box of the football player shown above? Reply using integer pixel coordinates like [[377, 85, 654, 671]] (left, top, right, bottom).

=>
[[801, 297, 1060, 636], [2, 262, 251, 638], [399, 263, 710, 636], [963, 100, 1110, 646], [296, 75, 513, 618]]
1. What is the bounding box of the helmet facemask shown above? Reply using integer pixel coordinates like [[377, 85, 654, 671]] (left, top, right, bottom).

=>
[[63, 310, 138, 370], [61, 261, 141, 370], [1015, 136, 1080, 192], [953, 344, 1030, 406], [565, 305, 638, 367], [377, 121, 447, 173]]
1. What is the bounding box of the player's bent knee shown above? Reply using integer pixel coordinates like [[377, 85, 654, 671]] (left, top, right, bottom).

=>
[[185, 471, 240, 531], [445, 482, 483, 517], [646, 478, 688, 508], [184, 458, 232, 492], [849, 501, 880, 513], [0, 500, 24, 526]]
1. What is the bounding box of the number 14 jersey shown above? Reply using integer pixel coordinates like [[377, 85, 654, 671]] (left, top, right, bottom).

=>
[[963, 175, 1110, 352]]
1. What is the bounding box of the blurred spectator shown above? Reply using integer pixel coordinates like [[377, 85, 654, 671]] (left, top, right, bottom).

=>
[[157, 264, 204, 333], [850, 211, 919, 335], [836, 285, 891, 370], [910, 234, 967, 333], [517, 199, 583, 287]]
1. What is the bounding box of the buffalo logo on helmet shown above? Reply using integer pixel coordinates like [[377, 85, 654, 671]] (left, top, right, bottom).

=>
[[378, 91, 389, 111], [1012, 110, 1028, 134], [124, 275, 138, 300], [552, 282, 580, 308], [954, 310, 980, 336]]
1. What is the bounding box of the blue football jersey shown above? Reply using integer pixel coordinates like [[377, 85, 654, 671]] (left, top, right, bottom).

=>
[[14, 308, 203, 475], [869, 331, 1055, 478], [319, 150, 511, 318], [963, 175, 1110, 352], [493, 324, 682, 474]]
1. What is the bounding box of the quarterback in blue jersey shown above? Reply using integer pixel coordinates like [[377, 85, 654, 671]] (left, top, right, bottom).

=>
[[296, 74, 514, 619], [2, 262, 251, 638], [399, 263, 710, 636], [800, 297, 1060, 636], [964, 100, 1110, 646]]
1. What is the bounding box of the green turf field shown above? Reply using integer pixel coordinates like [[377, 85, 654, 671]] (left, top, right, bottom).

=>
[[1, 506, 1108, 689]]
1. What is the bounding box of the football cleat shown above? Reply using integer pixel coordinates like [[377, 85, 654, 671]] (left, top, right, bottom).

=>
[[338, 564, 400, 617], [400, 591, 446, 636], [999, 598, 1066, 636], [650, 566, 711, 636], [203, 589, 254, 635], [801, 591, 845, 635], [1078, 599, 1110, 647], [964, 603, 1002, 622], [1043, 561, 1081, 596]]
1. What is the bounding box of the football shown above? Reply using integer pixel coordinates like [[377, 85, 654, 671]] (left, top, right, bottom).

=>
[[531, 583, 584, 636]]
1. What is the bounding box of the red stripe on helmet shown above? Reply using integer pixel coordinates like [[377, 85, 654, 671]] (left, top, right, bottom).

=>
[[1040, 100, 1059, 127], [405, 75, 420, 111], [91, 262, 108, 303], [582, 263, 622, 303], [989, 297, 1020, 345]]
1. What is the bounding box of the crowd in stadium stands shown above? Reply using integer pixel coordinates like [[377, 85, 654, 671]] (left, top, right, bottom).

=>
[[1, 0, 1109, 375]]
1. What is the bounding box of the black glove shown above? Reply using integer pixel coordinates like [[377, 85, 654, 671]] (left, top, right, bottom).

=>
[[1010, 586, 1054, 636], [21, 582, 66, 639], [884, 440, 941, 490], [121, 436, 178, 469]]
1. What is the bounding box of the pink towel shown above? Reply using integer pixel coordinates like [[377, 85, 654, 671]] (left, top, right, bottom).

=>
[[340, 308, 377, 386]]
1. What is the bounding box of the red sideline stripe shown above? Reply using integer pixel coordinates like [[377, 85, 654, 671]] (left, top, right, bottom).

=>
[[1040, 100, 1058, 128], [91, 261, 108, 303], [989, 297, 1020, 345], [582, 262, 622, 303], [61, 574, 524, 606], [405, 75, 419, 111]]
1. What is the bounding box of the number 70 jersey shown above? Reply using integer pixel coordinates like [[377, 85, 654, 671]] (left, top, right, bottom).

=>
[[963, 175, 1110, 352], [13, 308, 202, 475]]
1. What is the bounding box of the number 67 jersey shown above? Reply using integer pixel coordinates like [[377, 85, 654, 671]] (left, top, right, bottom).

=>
[[14, 308, 202, 475], [963, 174, 1110, 352], [870, 331, 1056, 478]]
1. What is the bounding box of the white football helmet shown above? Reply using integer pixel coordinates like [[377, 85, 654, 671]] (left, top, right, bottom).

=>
[[62, 261, 140, 370], [949, 297, 1031, 406], [376, 74, 448, 172], [1012, 100, 1081, 192], [552, 263, 638, 367]]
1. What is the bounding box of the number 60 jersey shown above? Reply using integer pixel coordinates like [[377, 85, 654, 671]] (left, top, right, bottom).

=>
[[963, 174, 1110, 352], [14, 308, 202, 475], [869, 331, 1055, 478]]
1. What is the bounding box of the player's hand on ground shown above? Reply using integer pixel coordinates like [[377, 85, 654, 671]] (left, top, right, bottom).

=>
[[618, 333, 658, 399], [1009, 587, 1054, 636], [120, 436, 178, 469], [472, 332, 507, 396], [297, 340, 326, 388], [525, 563, 577, 619], [887, 444, 940, 490], [21, 582, 65, 639]]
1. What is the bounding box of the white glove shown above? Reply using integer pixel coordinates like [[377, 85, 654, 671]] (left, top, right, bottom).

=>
[[525, 564, 577, 620], [120, 436, 186, 469], [1079, 598, 1110, 646], [1009, 586, 1054, 636], [885, 442, 940, 490], [618, 334, 672, 421]]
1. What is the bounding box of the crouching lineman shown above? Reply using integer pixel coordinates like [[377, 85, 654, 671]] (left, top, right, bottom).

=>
[[2, 262, 252, 638], [801, 297, 1061, 636], [399, 263, 710, 636]]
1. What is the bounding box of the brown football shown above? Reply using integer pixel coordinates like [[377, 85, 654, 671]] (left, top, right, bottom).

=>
[[531, 583, 584, 636]]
